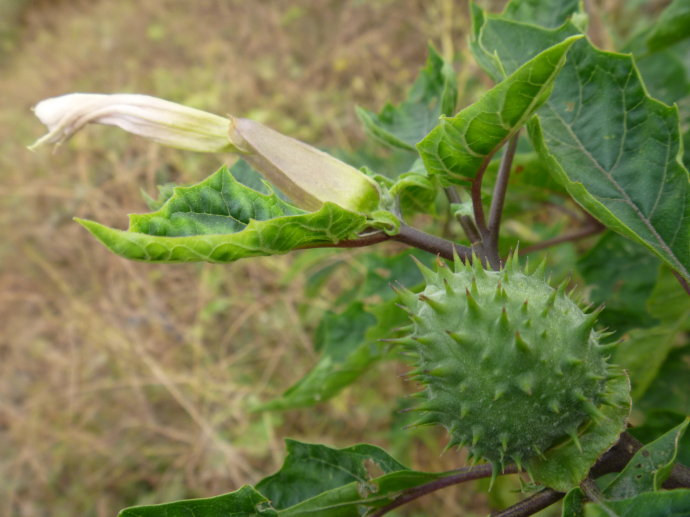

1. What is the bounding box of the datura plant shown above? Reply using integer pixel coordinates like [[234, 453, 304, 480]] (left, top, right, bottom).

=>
[[30, 1, 690, 516]]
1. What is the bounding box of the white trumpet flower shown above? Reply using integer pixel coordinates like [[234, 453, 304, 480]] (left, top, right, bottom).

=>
[[30, 93, 380, 213], [29, 93, 239, 153]]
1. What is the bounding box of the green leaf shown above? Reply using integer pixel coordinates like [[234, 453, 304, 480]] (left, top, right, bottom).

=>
[[77, 165, 367, 263], [252, 302, 382, 411], [417, 36, 581, 185], [527, 368, 632, 492], [616, 266, 690, 399], [635, 40, 690, 106], [638, 343, 690, 417], [390, 171, 438, 216], [255, 440, 407, 510], [471, 6, 690, 282], [502, 0, 582, 29], [356, 44, 457, 151], [614, 324, 681, 401], [584, 489, 690, 517], [277, 470, 443, 517], [646, 0, 690, 53], [118, 485, 277, 517], [577, 232, 659, 336], [255, 440, 445, 516], [646, 266, 690, 324], [562, 488, 586, 517], [629, 412, 690, 466], [603, 418, 689, 499]]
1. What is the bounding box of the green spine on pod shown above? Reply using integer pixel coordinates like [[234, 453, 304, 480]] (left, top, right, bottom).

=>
[[395, 254, 621, 473]]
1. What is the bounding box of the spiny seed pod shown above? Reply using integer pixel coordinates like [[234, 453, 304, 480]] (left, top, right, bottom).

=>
[[394, 254, 620, 473]]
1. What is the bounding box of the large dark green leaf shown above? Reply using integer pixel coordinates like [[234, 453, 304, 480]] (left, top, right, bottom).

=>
[[77, 165, 367, 263], [635, 39, 690, 106], [255, 440, 451, 517], [502, 0, 582, 29], [618, 266, 690, 399], [471, 3, 690, 282], [614, 325, 681, 401], [255, 440, 407, 510], [646, 0, 690, 53], [117, 441, 462, 517], [604, 418, 689, 499], [584, 489, 690, 517], [118, 485, 277, 517], [638, 343, 690, 418], [356, 45, 457, 151], [418, 36, 580, 185], [577, 232, 659, 336]]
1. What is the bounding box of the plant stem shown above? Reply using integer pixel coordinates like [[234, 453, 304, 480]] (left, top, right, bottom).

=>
[[491, 488, 564, 517], [486, 133, 519, 267], [392, 223, 473, 262], [444, 186, 482, 246], [471, 156, 491, 239], [518, 223, 604, 255], [672, 270, 690, 297], [370, 464, 518, 517], [311, 231, 392, 249]]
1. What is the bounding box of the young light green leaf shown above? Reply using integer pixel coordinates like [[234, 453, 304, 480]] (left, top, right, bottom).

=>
[[356, 44, 457, 151], [417, 36, 581, 185], [255, 439, 408, 510], [77, 165, 367, 263], [584, 489, 690, 517], [471, 6, 690, 281], [390, 172, 438, 216], [527, 369, 631, 492], [118, 485, 277, 517], [646, 0, 690, 53], [603, 418, 689, 499]]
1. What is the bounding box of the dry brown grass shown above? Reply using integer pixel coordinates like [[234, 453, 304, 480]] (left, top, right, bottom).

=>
[[0, 1, 507, 516]]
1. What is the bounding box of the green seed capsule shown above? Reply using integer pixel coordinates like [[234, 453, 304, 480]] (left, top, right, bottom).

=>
[[399, 258, 619, 470]]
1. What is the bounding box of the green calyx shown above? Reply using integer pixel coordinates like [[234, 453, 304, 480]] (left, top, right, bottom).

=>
[[396, 255, 619, 471]]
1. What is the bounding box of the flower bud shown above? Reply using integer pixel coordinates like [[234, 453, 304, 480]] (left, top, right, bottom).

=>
[[30, 93, 380, 213], [29, 93, 239, 153], [229, 117, 380, 212]]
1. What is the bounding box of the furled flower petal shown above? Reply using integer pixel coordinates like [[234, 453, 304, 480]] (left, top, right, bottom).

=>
[[29, 93, 239, 153], [30, 93, 380, 213]]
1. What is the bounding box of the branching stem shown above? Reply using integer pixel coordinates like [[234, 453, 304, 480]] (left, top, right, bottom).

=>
[[486, 133, 519, 267], [672, 270, 690, 297], [370, 464, 518, 517], [471, 156, 491, 239], [393, 223, 473, 262], [444, 187, 482, 244], [491, 488, 564, 517], [518, 223, 604, 255]]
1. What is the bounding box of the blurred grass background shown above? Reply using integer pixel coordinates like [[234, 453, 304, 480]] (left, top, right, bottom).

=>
[[0, 1, 652, 516], [0, 1, 492, 516]]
